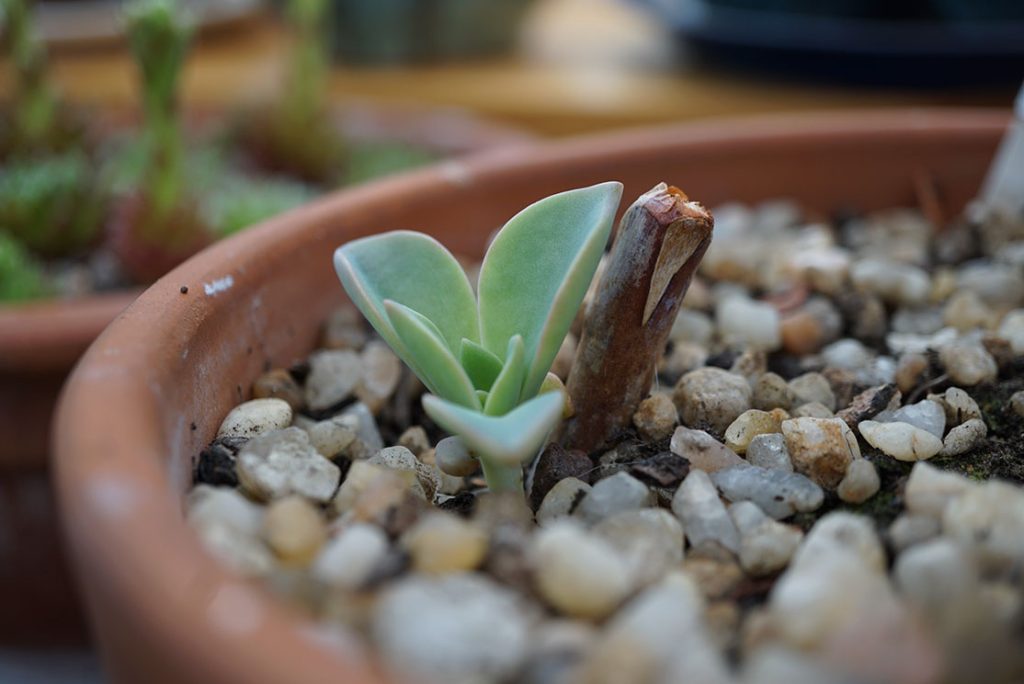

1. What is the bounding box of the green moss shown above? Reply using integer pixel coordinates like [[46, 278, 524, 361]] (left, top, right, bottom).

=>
[[0, 232, 50, 302]]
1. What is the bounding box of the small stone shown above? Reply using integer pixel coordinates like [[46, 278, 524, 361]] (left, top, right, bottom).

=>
[[894, 538, 978, 621], [537, 477, 591, 523], [792, 511, 885, 572], [304, 416, 357, 459], [338, 402, 384, 451], [788, 373, 836, 411], [671, 309, 714, 346], [533, 521, 632, 619], [402, 512, 488, 575], [236, 427, 341, 503], [779, 297, 843, 355], [332, 461, 425, 535], [746, 433, 792, 472], [673, 367, 752, 437], [781, 417, 859, 489], [712, 465, 823, 519], [434, 436, 478, 478], [263, 495, 327, 565], [821, 366, 857, 409], [369, 446, 440, 501], [331, 460, 391, 514], [858, 420, 943, 462], [958, 262, 1024, 308], [321, 307, 368, 350], [997, 309, 1024, 354], [940, 418, 987, 457], [892, 306, 946, 335], [194, 520, 275, 576], [304, 350, 363, 411], [187, 484, 263, 537], [194, 436, 246, 487], [397, 426, 431, 456], [895, 353, 929, 394], [724, 409, 784, 454], [730, 501, 803, 576], [821, 338, 872, 371], [935, 387, 983, 426], [671, 470, 740, 553], [627, 451, 690, 488], [944, 290, 995, 332], [875, 399, 946, 438], [729, 349, 767, 385], [520, 621, 598, 684], [577, 472, 654, 524], [252, 369, 304, 411], [790, 402, 834, 418], [682, 557, 743, 600], [752, 372, 796, 411], [670, 426, 746, 473], [938, 341, 998, 386], [355, 340, 401, 413], [312, 523, 389, 589], [1012, 390, 1024, 417], [850, 258, 931, 306], [659, 342, 708, 379], [593, 508, 684, 588], [716, 295, 782, 351], [529, 443, 592, 510], [904, 462, 975, 518], [943, 480, 1024, 567], [217, 398, 293, 439], [374, 574, 529, 682], [839, 292, 888, 345], [837, 459, 880, 504], [887, 514, 940, 552], [836, 384, 899, 429], [632, 393, 679, 441]]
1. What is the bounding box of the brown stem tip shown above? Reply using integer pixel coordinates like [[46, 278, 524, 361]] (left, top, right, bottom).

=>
[[563, 182, 713, 455]]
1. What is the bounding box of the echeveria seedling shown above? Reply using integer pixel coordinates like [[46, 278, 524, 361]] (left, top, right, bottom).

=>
[[335, 182, 623, 492]]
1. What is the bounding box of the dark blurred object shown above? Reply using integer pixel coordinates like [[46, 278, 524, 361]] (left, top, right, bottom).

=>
[[331, 0, 535, 65], [26, 0, 264, 48], [633, 0, 1024, 87]]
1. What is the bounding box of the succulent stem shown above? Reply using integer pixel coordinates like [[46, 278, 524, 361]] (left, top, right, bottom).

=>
[[5, 0, 58, 148]]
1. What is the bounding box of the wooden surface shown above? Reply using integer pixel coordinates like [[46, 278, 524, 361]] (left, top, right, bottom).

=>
[[0, 0, 1014, 136]]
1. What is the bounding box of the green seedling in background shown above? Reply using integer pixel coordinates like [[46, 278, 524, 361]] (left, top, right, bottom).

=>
[[336, 182, 622, 493], [0, 231, 49, 301], [125, 0, 192, 242], [0, 0, 83, 157], [0, 151, 106, 256]]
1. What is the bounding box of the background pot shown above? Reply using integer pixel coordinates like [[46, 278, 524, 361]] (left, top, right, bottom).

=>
[[54, 109, 1006, 682], [0, 104, 530, 648]]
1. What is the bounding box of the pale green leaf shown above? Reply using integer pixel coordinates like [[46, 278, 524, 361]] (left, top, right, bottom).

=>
[[477, 182, 622, 399], [459, 338, 504, 391], [484, 335, 525, 416], [385, 300, 480, 410], [334, 231, 478, 357], [422, 391, 564, 466]]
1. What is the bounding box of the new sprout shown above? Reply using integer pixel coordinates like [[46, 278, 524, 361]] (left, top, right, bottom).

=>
[[335, 182, 623, 493]]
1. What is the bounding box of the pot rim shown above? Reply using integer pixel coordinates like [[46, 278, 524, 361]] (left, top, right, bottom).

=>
[[53, 108, 1008, 683]]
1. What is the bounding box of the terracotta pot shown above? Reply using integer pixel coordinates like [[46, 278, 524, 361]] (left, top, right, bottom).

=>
[[0, 104, 530, 648], [54, 109, 1006, 682]]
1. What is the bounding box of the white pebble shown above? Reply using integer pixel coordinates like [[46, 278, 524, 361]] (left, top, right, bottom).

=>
[[216, 398, 292, 439], [940, 418, 987, 457], [837, 459, 880, 504], [312, 523, 389, 589], [236, 427, 341, 503], [305, 349, 362, 411], [671, 470, 740, 553], [858, 420, 943, 462]]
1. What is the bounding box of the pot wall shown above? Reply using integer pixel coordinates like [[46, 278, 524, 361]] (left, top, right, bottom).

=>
[[53, 109, 1007, 683]]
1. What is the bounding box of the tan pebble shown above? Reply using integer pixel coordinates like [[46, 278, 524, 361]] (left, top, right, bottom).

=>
[[321, 307, 367, 350], [782, 417, 859, 489], [402, 512, 488, 574], [398, 426, 431, 456], [633, 393, 679, 441], [724, 409, 783, 454], [252, 369, 304, 411], [355, 341, 401, 414], [752, 372, 796, 411], [837, 459, 881, 504], [263, 495, 326, 565], [895, 353, 930, 394]]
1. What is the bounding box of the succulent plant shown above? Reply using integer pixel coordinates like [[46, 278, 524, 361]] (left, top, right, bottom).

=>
[[0, 231, 49, 301], [0, 150, 106, 257], [335, 182, 623, 493], [203, 176, 312, 238]]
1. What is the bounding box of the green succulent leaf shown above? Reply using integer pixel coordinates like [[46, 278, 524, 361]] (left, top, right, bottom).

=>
[[484, 335, 525, 416], [335, 230, 479, 355], [459, 338, 504, 391], [422, 391, 564, 467], [384, 300, 480, 410], [477, 181, 622, 399]]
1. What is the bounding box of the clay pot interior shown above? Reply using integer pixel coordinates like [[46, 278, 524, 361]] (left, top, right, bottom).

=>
[[54, 110, 1006, 683]]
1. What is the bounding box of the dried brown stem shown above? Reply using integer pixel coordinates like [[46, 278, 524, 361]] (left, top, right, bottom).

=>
[[562, 183, 713, 454]]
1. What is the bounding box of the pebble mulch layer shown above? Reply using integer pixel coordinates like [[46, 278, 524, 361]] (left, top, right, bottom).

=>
[[190, 200, 1024, 684]]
